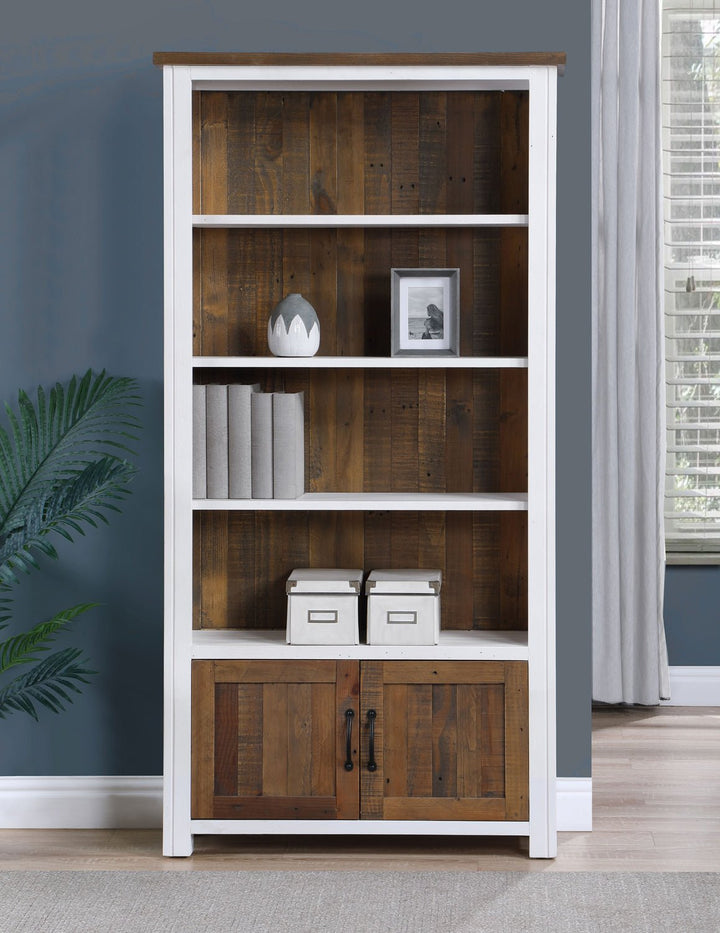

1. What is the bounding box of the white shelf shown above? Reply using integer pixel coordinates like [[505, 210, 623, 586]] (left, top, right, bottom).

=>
[[192, 628, 529, 661], [193, 492, 528, 512], [193, 213, 529, 228], [193, 356, 529, 369]]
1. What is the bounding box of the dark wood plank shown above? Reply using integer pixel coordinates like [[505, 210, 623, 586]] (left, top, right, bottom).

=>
[[382, 796, 506, 821], [287, 683, 313, 796], [446, 92, 474, 214], [336, 660, 360, 820], [262, 682, 289, 796], [432, 684, 457, 797], [391, 93, 420, 214], [391, 369, 419, 492], [308, 369, 337, 491], [200, 91, 228, 213], [213, 796, 338, 820], [192, 512, 202, 629], [192, 231, 203, 354], [363, 372, 392, 492], [472, 92, 501, 213], [472, 229, 501, 356], [198, 229, 229, 355], [364, 510, 392, 572], [472, 513, 501, 630], [254, 229, 283, 354], [311, 682, 335, 797], [200, 511, 228, 628], [418, 370, 446, 492], [364, 93, 392, 213], [419, 91, 447, 214], [227, 93, 256, 213], [254, 92, 283, 213], [444, 512, 473, 630], [473, 370, 500, 493], [191, 661, 215, 819], [406, 684, 433, 797], [382, 661, 506, 685], [215, 660, 337, 683], [504, 662, 529, 820], [227, 512, 256, 629], [500, 516, 528, 632], [336, 229, 365, 356], [236, 683, 263, 796], [226, 229, 256, 356], [214, 683, 239, 797], [360, 660, 384, 819], [390, 512, 420, 572], [282, 92, 310, 213], [500, 91, 529, 214], [337, 93, 365, 214], [480, 683, 506, 799], [383, 684, 408, 798], [417, 513, 445, 579], [192, 91, 201, 214], [445, 370, 473, 493], [456, 683, 479, 798], [336, 370, 364, 492], [309, 92, 337, 214], [310, 230, 338, 353]]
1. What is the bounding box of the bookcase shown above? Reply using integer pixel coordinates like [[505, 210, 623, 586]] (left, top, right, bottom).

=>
[[157, 52, 561, 858]]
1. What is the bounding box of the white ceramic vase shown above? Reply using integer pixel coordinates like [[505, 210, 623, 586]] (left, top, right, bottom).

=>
[[267, 293, 320, 357]]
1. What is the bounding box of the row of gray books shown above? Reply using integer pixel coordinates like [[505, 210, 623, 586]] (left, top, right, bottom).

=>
[[193, 384, 305, 499]]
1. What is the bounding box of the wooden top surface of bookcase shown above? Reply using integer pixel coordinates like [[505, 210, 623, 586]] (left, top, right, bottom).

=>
[[154, 51, 566, 70]]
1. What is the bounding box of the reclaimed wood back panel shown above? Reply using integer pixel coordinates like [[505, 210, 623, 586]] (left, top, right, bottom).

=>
[[194, 510, 527, 632], [193, 90, 528, 216]]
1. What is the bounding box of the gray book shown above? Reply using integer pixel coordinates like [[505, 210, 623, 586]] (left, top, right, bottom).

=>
[[192, 384, 207, 499], [251, 392, 273, 499], [272, 392, 305, 499], [228, 383, 259, 498], [206, 384, 229, 498]]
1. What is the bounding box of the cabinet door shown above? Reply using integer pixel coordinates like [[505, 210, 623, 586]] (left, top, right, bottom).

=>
[[360, 661, 528, 821], [192, 660, 359, 820]]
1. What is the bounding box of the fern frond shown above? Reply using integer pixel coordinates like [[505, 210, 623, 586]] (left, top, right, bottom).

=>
[[0, 457, 136, 585], [0, 604, 96, 674], [0, 370, 141, 533], [0, 648, 94, 720]]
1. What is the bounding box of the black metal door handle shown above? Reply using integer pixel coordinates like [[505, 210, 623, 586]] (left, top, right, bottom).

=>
[[367, 709, 377, 772], [344, 709, 355, 771]]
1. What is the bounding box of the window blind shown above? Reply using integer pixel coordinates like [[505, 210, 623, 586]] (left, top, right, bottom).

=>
[[663, 1, 720, 553]]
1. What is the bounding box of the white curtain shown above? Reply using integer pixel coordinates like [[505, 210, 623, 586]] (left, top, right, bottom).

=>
[[591, 0, 671, 703]]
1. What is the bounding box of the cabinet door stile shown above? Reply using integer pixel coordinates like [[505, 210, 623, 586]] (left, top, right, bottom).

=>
[[191, 661, 216, 819], [335, 660, 360, 819], [360, 661, 384, 819], [503, 662, 529, 819]]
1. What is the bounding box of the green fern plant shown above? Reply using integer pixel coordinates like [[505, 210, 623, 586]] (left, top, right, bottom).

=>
[[0, 370, 141, 720]]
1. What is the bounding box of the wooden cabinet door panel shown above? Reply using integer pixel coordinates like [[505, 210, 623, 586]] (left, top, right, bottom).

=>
[[192, 660, 359, 820], [360, 661, 528, 821]]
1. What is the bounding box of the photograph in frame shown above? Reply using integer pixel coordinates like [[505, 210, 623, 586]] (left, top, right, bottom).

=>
[[391, 269, 460, 357]]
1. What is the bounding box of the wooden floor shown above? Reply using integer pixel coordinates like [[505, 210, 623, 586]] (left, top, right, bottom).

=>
[[0, 707, 717, 871]]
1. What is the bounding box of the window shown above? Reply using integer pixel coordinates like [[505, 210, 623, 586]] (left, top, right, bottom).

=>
[[663, 1, 720, 557]]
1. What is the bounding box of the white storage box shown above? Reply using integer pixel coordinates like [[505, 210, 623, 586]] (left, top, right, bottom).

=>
[[365, 570, 442, 646], [286, 569, 363, 645]]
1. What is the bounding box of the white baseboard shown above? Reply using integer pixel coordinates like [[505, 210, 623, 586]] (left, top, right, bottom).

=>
[[0, 777, 163, 829], [556, 777, 592, 832], [662, 667, 720, 706], [0, 775, 592, 832]]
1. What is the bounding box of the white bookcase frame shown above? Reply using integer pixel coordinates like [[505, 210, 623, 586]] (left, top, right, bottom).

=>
[[161, 60, 558, 858]]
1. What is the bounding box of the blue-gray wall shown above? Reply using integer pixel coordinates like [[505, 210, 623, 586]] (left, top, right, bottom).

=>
[[1, 0, 591, 777]]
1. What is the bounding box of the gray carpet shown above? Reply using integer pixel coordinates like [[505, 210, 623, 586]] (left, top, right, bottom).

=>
[[1, 871, 719, 933]]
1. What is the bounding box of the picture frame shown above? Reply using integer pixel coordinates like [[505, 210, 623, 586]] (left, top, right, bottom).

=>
[[390, 268, 460, 357]]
